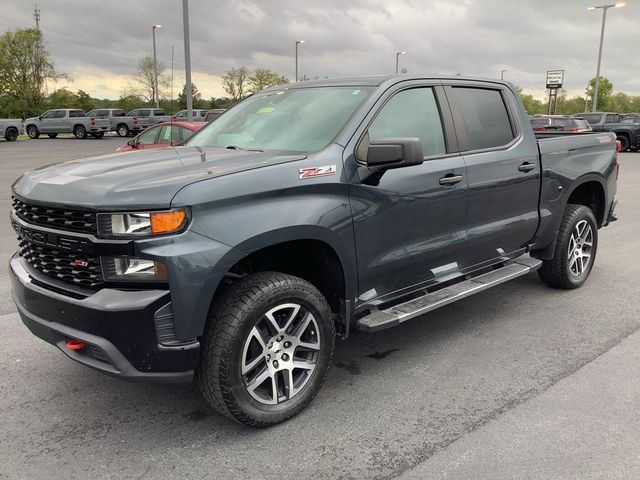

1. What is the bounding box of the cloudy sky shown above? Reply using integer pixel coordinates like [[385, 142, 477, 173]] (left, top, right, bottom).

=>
[[0, 0, 638, 100]]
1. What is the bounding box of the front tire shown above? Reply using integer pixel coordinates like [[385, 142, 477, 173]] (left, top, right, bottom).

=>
[[26, 125, 40, 139], [538, 204, 598, 289], [73, 125, 87, 139], [198, 272, 335, 427]]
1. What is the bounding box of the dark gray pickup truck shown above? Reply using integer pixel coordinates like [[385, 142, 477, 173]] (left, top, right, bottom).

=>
[[9, 76, 619, 427]]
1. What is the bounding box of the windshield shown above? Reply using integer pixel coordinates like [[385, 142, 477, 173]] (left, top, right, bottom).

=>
[[187, 86, 373, 154]]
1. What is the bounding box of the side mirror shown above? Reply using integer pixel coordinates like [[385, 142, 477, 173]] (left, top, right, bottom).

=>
[[365, 137, 424, 170], [38, 115, 42, 120], [127, 139, 136, 147]]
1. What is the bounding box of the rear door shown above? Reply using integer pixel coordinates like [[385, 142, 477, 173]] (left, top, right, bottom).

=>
[[445, 82, 540, 266], [348, 83, 468, 302]]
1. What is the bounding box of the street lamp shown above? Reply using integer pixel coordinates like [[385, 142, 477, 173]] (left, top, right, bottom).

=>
[[395, 51, 406, 74], [501, 69, 508, 80], [587, 2, 624, 111], [152, 24, 162, 108], [295, 40, 305, 82]]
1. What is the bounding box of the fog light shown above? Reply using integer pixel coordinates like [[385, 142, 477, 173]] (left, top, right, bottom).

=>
[[101, 257, 168, 282]]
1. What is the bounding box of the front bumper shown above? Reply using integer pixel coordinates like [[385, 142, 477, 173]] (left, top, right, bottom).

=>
[[10, 254, 198, 383]]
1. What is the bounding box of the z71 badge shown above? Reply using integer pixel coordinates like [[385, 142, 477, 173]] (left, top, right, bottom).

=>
[[298, 165, 337, 180]]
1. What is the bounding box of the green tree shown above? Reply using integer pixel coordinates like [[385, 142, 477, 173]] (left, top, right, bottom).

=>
[[177, 83, 207, 109], [248, 68, 288, 93], [0, 28, 59, 117], [117, 94, 144, 113], [47, 88, 80, 109], [222, 66, 250, 101], [586, 77, 613, 111], [76, 90, 96, 112], [209, 97, 236, 109], [514, 85, 545, 115]]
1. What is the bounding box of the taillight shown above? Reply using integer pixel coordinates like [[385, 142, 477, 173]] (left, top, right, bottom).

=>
[[91, 118, 96, 126]]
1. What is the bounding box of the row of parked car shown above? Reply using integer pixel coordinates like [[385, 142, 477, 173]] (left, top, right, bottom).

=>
[[0, 107, 226, 142], [529, 112, 640, 152]]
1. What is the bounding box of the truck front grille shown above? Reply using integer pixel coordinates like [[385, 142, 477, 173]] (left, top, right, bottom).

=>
[[18, 239, 104, 289], [12, 197, 97, 235]]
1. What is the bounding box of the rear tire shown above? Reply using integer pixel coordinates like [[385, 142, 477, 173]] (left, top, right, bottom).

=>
[[116, 124, 129, 137], [47, 133, 58, 138], [617, 135, 629, 152], [538, 204, 598, 289], [73, 125, 87, 139], [26, 125, 40, 139], [197, 272, 335, 427], [5, 127, 18, 142]]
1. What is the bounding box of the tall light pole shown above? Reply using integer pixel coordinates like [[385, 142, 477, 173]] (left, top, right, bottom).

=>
[[588, 2, 624, 112], [395, 51, 406, 74], [182, 0, 193, 121], [152, 24, 162, 108], [501, 69, 508, 80], [295, 40, 305, 82]]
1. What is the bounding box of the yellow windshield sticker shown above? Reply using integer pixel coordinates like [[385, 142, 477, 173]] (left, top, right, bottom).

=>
[[258, 107, 275, 113]]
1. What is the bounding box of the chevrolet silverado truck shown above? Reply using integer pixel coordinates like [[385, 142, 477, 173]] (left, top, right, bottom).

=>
[[85, 108, 150, 137], [575, 111, 640, 152], [0, 119, 23, 141], [24, 109, 111, 139], [9, 76, 619, 427], [126, 108, 171, 129]]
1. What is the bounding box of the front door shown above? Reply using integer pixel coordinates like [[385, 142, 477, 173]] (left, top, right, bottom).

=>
[[348, 85, 468, 303]]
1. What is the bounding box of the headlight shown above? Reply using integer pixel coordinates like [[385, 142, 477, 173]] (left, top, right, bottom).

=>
[[101, 257, 168, 282], [97, 208, 189, 237]]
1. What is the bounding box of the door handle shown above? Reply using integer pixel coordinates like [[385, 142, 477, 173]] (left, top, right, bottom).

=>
[[518, 162, 536, 173], [439, 174, 464, 185]]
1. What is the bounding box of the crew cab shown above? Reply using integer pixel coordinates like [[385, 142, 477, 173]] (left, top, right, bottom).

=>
[[575, 111, 640, 152], [24, 109, 111, 139], [9, 76, 618, 427], [0, 119, 23, 142], [85, 108, 150, 137], [126, 108, 171, 128]]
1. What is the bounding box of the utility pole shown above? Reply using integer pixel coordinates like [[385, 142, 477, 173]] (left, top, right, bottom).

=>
[[33, 5, 43, 96], [152, 25, 161, 108], [183, 0, 193, 121]]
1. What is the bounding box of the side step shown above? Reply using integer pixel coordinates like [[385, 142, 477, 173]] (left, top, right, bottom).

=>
[[357, 257, 542, 332]]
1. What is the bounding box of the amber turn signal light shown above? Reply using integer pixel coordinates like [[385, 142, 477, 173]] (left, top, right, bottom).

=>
[[150, 210, 188, 235]]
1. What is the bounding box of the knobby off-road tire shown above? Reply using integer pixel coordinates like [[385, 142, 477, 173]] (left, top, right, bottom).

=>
[[197, 272, 336, 427], [538, 204, 598, 289]]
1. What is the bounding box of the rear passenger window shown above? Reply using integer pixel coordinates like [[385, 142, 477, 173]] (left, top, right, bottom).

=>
[[605, 114, 618, 123], [450, 87, 515, 151], [368, 88, 446, 157]]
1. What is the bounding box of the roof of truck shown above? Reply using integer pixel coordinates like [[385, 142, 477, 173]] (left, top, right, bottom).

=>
[[263, 75, 510, 91]]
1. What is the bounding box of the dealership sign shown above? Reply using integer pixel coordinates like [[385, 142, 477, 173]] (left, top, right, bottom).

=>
[[546, 70, 564, 89]]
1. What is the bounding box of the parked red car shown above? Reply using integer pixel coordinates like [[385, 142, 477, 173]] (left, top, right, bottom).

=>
[[116, 121, 204, 152]]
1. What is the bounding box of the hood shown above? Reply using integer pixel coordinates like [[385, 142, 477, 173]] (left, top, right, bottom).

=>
[[25, 117, 38, 123], [12, 146, 305, 210]]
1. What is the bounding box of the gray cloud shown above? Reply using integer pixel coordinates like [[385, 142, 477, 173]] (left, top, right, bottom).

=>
[[1, 0, 638, 98]]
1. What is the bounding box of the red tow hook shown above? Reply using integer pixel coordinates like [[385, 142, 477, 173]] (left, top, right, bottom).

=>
[[66, 339, 87, 351]]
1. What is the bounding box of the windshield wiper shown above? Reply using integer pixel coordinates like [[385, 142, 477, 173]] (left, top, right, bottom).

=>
[[226, 145, 264, 152]]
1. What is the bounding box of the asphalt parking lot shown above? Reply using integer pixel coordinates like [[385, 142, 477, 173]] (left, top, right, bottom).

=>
[[1, 137, 639, 479]]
